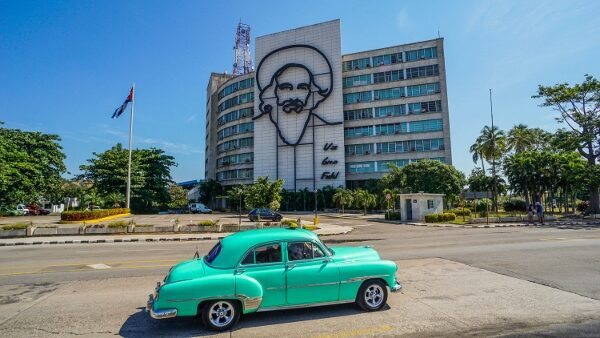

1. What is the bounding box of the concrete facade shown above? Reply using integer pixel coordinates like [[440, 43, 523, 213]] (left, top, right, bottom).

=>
[[205, 20, 453, 190]]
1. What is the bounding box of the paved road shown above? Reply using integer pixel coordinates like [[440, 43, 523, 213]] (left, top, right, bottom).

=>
[[1, 216, 599, 337]]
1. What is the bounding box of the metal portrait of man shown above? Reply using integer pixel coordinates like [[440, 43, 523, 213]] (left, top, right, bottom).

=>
[[254, 44, 343, 191]]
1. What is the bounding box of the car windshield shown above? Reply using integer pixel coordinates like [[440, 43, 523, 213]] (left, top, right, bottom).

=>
[[320, 241, 334, 256], [204, 242, 222, 264]]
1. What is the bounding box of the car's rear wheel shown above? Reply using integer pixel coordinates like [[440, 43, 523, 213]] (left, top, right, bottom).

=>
[[356, 279, 388, 311], [201, 300, 240, 331]]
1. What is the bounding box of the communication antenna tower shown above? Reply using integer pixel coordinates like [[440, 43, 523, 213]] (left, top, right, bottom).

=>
[[233, 21, 252, 75]]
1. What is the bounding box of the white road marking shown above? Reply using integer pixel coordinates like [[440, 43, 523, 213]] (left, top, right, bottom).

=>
[[87, 263, 112, 269]]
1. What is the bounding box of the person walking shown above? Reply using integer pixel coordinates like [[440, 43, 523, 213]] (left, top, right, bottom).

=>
[[535, 202, 544, 225]]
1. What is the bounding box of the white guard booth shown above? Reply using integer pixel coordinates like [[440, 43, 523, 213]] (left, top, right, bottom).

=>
[[398, 193, 445, 221]]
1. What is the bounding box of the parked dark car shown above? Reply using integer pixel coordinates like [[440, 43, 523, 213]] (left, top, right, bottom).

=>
[[248, 208, 282, 222], [26, 204, 50, 215]]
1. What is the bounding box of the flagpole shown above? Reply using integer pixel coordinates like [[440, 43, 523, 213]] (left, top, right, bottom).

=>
[[126, 83, 135, 209]]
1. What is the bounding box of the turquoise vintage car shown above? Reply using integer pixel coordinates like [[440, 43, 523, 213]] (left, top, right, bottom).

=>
[[147, 228, 401, 331]]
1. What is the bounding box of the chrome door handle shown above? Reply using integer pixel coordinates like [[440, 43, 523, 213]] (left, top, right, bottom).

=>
[[286, 264, 296, 270], [235, 268, 245, 275]]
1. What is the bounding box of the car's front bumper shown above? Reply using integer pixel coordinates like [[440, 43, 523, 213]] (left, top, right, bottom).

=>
[[146, 294, 177, 319]]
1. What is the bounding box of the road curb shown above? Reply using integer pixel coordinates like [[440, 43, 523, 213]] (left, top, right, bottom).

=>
[[0, 236, 227, 247]]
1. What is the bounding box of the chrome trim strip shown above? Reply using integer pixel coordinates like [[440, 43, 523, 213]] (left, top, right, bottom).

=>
[[287, 281, 339, 289], [265, 286, 286, 291], [166, 294, 236, 303], [391, 282, 402, 292], [340, 274, 390, 284], [256, 299, 354, 312], [238, 294, 262, 310]]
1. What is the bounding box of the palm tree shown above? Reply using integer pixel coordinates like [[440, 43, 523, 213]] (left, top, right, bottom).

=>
[[353, 189, 376, 216], [469, 141, 486, 172], [507, 124, 535, 153], [332, 188, 353, 215], [473, 125, 507, 212]]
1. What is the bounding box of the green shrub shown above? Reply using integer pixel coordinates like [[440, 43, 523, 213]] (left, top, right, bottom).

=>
[[61, 208, 130, 222], [424, 213, 456, 223], [135, 224, 152, 227], [197, 220, 217, 226], [577, 200, 589, 213], [107, 221, 128, 228], [385, 212, 401, 220], [448, 209, 471, 217], [503, 199, 526, 212], [2, 223, 29, 230]]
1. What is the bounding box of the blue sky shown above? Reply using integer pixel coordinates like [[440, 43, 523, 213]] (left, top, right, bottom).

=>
[[1, 0, 598, 182]]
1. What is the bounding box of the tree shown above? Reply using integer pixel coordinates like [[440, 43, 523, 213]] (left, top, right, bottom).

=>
[[78, 143, 175, 211], [471, 125, 507, 212], [167, 185, 188, 210], [534, 75, 600, 213], [353, 189, 376, 215], [227, 185, 246, 212], [0, 123, 67, 206], [396, 160, 466, 204], [244, 176, 284, 211], [199, 179, 222, 209], [507, 124, 536, 153], [332, 188, 353, 214]]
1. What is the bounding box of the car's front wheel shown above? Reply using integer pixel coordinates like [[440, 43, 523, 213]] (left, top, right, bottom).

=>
[[201, 300, 240, 331], [356, 279, 388, 311]]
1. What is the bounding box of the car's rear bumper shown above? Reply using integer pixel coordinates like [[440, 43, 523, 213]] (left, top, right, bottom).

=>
[[146, 294, 177, 319]]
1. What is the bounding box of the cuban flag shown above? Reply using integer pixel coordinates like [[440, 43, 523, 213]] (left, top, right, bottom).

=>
[[112, 86, 134, 119]]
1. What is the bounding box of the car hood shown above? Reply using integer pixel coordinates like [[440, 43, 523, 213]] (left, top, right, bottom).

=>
[[165, 258, 206, 283], [330, 246, 380, 262]]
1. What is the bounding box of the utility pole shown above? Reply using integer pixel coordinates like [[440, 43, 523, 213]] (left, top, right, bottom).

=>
[[489, 89, 497, 213], [126, 83, 135, 209]]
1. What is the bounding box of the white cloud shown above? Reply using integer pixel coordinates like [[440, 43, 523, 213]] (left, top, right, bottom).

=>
[[396, 8, 409, 29], [140, 137, 203, 155], [186, 115, 197, 122]]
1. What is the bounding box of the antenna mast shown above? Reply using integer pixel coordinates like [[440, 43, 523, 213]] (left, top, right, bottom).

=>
[[233, 21, 252, 75]]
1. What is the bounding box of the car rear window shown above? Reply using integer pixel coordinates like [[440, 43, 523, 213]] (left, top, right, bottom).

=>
[[205, 242, 222, 264]]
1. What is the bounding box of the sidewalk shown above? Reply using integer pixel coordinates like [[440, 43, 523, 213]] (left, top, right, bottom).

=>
[[0, 223, 352, 246]]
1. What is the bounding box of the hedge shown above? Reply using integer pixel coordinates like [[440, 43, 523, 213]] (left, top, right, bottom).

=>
[[385, 212, 401, 220], [61, 208, 130, 221], [424, 213, 456, 223], [448, 209, 471, 217], [198, 220, 218, 226], [503, 199, 526, 212], [2, 223, 29, 230]]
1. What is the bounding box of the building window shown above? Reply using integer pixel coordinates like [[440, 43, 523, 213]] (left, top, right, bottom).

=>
[[376, 139, 444, 154], [343, 74, 371, 88], [218, 92, 254, 113], [344, 108, 373, 121], [405, 47, 438, 62], [217, 137, 254, 153], [372, 53, 403, 66], [407, 100, 442, 114], [408, 119, 443, 133], [375, 123, 407, 135], [217, 108, 254, 126], [406, 65, 439, 79], [347, 161, 375, 173], [345, 143, 374, 156], [377, 159, 410, 172], [344, 91, 373, 104], [406, 83, 440, 97], [217, 122, 254, 140], [217, 152, 254, 167], [374, 105, 406, 118], [373, 70, 404, 84], [427, 200, 434, 209], [344, 126, 373, 138], [343, 57, 371, 71], [217, 168, 253, 181], [218, 78, 254, 100], [373, 87, 405, 101]]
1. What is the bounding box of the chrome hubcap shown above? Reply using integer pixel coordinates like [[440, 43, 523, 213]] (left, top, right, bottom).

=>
[[208, 301, 234, 327], [365, 284, 384, 307]]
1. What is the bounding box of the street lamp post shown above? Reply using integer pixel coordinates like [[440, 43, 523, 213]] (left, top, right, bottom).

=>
[[314, 189, 318, 225]]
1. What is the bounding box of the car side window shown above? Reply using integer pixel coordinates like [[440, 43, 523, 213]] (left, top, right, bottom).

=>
[[241, 251, 254, 265], [254, 244, 282, 264], [288, 242, 319, 261], [312, 243, 325, 258]]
